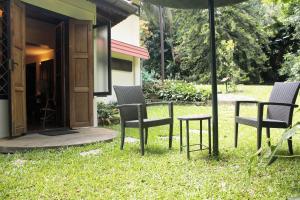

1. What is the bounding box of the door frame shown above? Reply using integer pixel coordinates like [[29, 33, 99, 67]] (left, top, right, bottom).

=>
[[7, 1, 96, 135]]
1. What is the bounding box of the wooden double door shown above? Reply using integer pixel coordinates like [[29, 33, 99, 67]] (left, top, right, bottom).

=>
[[9, 0, 94, 136]]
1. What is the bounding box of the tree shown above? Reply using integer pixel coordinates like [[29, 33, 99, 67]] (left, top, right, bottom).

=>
[[140, 2, 176, 81], [277, 0, 300, 81], [172, 0, 271, 83], [140, 3, 179, 80]]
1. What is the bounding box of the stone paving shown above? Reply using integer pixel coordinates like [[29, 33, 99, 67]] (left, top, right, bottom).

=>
[[218, 93, 256, 104], [0, 127, 117, 153]]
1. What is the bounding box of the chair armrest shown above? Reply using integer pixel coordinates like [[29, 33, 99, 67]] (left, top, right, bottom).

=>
[[235, 100, 259, 105], [258, 102, 298, 108], [116, 103, 143, 109], [146, 102, 174, 119], [256, 102, 298, 125], [116, 103, 144, 124], [234, 101, 259, 117]]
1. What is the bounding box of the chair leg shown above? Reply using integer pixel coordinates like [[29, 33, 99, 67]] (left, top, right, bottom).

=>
[[180, 120, 183, 152], [234, 123, 239, 148], [120, 125, 125, 150], [145, 128, 148, 145], [257, 126, 263, 152], [169, 123, 173, 149], [186, 121, 190, 160], [139, 127, 145, 156], [288, 137, 293, 155], [200, 120, 203, 150], [266, 128, 271, 147], [208, 118, 212, 155]]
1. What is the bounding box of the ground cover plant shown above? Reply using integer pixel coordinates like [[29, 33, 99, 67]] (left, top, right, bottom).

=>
[[97, 102, 119, 126], [143, 79, 211, 103], [0, 85, 299, 199]]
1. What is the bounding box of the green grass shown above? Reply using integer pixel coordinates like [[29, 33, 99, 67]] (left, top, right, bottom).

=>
[[0, 85, 300, 199]]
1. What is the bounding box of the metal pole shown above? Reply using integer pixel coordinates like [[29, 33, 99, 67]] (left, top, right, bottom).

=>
[[208, 0, 219, 156], [159, 6, 165, 81]]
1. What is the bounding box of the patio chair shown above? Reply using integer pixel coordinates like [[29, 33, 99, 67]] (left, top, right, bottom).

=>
[[114, 86, 174, 155], [234, 82, 300, 154]]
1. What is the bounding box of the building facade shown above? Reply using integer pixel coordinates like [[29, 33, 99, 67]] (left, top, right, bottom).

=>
[[0, 0, 148, 138]]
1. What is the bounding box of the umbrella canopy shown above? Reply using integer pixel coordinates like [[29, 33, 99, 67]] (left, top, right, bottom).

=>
[[145, 0, 247, 9]]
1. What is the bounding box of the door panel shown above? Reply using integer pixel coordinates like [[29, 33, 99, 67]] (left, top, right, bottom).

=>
[[10, 0, 26, 136], [69, 20, 93, 127]]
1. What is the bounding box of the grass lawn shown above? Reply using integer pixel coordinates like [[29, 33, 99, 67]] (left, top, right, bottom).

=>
[[0, 85, 300, 199]]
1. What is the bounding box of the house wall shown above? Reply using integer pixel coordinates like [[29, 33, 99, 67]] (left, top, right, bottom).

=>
[[110, 14, 142, 98], [111, 15, 140, 46], [93, 14, 141, 126]]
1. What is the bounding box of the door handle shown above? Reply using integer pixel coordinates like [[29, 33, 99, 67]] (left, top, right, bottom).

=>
[[9, 59, 18, 71]]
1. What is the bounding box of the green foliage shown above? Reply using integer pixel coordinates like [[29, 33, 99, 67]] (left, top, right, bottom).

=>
[[173, 1, 271, 83], [97, 102, 119, 126], [280, 52, 300, 81], [143, 80, 211, 103], [141, 21, 180, 79], [141, 0, 300, 83], [267, 122, 300, 165], [142, 69, 158, 83], [277, 1, 300, 81]]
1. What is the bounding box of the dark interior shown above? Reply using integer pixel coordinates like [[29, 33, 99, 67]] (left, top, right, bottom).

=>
[[25, 5, 67, 131]]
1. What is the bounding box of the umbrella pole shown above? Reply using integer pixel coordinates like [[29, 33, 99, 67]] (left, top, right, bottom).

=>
[[208, 0, 219, 156]]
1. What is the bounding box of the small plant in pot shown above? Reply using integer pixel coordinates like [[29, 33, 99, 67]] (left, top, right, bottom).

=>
[[97, 102, 119, 126]]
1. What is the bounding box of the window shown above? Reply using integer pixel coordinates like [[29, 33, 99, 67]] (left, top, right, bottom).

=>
[[93, 21, 111, 96], [111, 58, 132, 72]]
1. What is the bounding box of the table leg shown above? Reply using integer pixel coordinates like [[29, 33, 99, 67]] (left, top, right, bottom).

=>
[[208, 118, 212, 155], [186, 120, 190, 159], [200, 120, 203, 150], [180, 120, 183, 152]]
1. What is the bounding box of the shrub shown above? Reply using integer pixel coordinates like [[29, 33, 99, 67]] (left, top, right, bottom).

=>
[[97, 102, 119, 126], [143, 80, 162, 100], [143, 80, 211, 103], [280, 52, 300, 81]]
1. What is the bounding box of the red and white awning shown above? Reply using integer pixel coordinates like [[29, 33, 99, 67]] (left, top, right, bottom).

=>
[[111, 39, 149, 60]]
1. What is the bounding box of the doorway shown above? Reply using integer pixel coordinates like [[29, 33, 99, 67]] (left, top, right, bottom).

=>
[[7, 1, 94, 136], [25, 5, 67, 131]]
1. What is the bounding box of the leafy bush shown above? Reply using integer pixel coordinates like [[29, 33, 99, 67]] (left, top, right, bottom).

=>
[[142, 69, 158, 83], [280, 52, 300, 81], [143, 80, 211, 103], [97, 102, 119, 126]]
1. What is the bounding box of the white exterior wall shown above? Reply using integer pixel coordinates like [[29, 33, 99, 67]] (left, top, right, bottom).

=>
[[93, 14, 142, 126], [111, 15, 140, 46], [0, 100, 9, 138]]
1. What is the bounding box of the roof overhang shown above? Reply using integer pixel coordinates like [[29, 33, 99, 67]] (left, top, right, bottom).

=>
[[93, 0, 139, 25], [111, 39, 149, 60]]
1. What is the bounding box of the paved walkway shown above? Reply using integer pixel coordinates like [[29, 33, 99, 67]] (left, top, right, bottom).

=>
[[218, 93, 256, 104], [0, 127, 117, 153]]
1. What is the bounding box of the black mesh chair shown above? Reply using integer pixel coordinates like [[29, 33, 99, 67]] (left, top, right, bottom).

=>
[[114, 86, 174, 155], [234, 82, 300, 154]]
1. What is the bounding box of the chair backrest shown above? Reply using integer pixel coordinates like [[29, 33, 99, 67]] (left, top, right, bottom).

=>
[[267, 82, 300, 124], [113, 86, 147, 121]]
